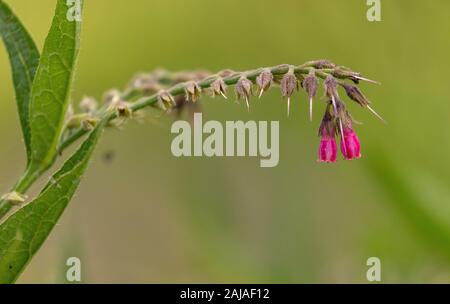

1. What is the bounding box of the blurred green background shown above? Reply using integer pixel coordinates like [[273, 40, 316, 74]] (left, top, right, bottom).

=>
[[1, 0, 449, 283]]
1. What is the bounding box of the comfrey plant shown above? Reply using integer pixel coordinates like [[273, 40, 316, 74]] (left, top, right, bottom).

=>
[[0, 1, 381, 283]]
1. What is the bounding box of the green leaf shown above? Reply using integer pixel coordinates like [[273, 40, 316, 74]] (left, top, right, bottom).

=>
[[28, 0, 84, 173], [0, 1, 40, 160], [0, 122, 105, 284]]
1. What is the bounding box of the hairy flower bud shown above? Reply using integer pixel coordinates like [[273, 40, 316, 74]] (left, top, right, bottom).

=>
[[342, 84, 369, 107], [324, 75, 338, 99], [218, 69, 235, 78], [235, 76, 253, 111], [210, 78, 228, 99], [129, 73, 161, 94], [280, 71, 298, 116], [332, 68, 379, 84], [116, 101, 132, 118], [318, 106, 336, 138], [324, 75, 340, 115], [79, 96, 98, 114], [103, 89, 121, 106], [342, 84, 385, 122], [81, 117, 99, 131], [310, 59, 336, 69], [340, 125, 361, 160], [256, 69, 273, 98], [185, 81, 202, 102], [303, 72, 318, 121], [158, 90, 176, 109]]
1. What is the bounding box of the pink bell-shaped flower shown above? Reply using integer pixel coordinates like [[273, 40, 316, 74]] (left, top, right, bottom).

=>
[[340, 127, 361, 160], [318, 135, 337, 163]]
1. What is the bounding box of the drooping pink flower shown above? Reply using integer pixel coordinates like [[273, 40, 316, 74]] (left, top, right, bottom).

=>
[[318, 107, 337, 163], [318, 135, 337, 163], [340, 127, 361, 160]]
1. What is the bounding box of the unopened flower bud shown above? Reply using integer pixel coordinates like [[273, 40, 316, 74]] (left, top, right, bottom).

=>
[[332, 68, 379, 85], [1, 191, 28, 205], [185, 81, 202, 102], [342, 84, 369, 107], [303, 72, 318, 121], [210, 78, 228, 99], [218, 69, 235, 78], [324, 75, 340, 115], [235, 76, 253, 111], [340, 125, 361, 160], [154, 99, 167, 112], [342, 84, 385, 122], [311, 59, 336, 69], [158, 90, 176, 109], [280, 71, 298, 116], [256, 69, 273, 98], [116, 101, 132, 118], [324, 75, 338, 99], [66, 114, 90, 129], [103, 89, 121, 105], [130, 73, 160, 94], [79, 96, 98, 114], [81, 117, 99, 131]]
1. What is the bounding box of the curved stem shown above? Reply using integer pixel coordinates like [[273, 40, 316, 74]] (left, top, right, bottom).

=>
[[1, 61, 374, 222], [59, 64, 313, 154]]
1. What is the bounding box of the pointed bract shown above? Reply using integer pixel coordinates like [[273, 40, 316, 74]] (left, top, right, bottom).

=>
[[158, 90, 176, 109], [256, 70, 273, 98], [185, 81, 202, 102], [235, 76, 253, 110], [342, 84, 369, 107], [281, 72, 298, 116], [79, 96, 98, 114], [211, 78, 228, 99], [303, 72, 318, 120]]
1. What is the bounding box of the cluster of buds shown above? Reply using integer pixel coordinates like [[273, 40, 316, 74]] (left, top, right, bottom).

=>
[[160, 63, 380, 163], [317, 103, 362, 162], [317, 76, 365, 162], [64, 61, 380, 164], [65, 96, 100, 131]]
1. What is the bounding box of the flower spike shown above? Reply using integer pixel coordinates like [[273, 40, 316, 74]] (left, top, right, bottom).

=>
[[58, 61, 382, 166]]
